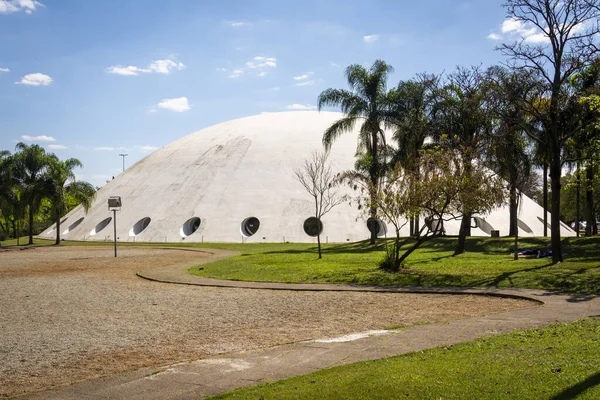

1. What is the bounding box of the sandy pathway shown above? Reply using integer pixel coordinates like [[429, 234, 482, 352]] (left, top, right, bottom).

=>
[[0, 246, 535, 398]]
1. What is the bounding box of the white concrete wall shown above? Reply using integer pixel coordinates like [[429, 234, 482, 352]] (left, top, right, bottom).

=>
[[40, 111, 575, 243]]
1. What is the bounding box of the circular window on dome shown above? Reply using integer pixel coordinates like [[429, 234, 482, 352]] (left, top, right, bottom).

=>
[[130, 217, 151, 236], [303, 217, 323, 237], [241, 217, 260, 237], [517, 218, 533, 234], [90, 217, 112, 236], [366, 218, 387, 237], [181, 217, 201, 237], [63, 217, 84, 235]]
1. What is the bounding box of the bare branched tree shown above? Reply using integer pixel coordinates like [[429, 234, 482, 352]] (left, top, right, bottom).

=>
[[498, 0, 600, 263], [294, 151, 346, 259]]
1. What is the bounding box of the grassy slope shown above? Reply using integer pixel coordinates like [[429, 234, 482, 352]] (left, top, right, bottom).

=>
[[211, 318, 600, 400], [187, 237, 600, 294]]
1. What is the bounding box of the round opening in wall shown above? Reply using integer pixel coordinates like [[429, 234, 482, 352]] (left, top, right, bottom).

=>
[[62, 217, 84, 235], [536, 216, 551, 229], [517, 219, 533, 234], [303, 217, 323, 237], [130, 217, 151, 236], [89, 217, 112, 236], [181, 217, 201, 237], [473, 217, 495, 235], [366, 218, 387, 237], [241, 217, 260, 237]]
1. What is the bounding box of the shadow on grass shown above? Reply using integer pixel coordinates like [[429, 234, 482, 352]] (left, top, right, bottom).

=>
[[549, 370, 600, 400], [475, 262, 555, 288]]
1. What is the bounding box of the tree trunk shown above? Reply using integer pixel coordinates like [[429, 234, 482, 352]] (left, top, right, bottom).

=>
[[317, 233, 322, 259], [369, 130, 379, 245], [28, 200, 34, 245], [414, 213, 420, 237], [398, 234, 434, 265], [585, 164, 594, 237], [409, 217, 414, 237], [513, 220, 519, 260], [549, 143, 563, 264], [509, 185, 517, 237], [576, 163, 581, 238], [55, 210, 61, 245], [543, 163, 548, 237], [454, 213, 471, 256], [394, 233, 401, 266]]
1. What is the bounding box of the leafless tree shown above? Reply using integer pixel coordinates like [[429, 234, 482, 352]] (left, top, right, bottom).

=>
[[294, 151, 346, 259], [499, 0, 600, 263]]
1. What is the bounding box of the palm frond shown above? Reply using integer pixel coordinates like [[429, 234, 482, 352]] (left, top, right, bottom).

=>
[[322, 117, 360, 150]]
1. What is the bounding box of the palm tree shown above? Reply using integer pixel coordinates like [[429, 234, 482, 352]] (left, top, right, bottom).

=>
[[486, 66, 535, 237], [388, 74, 439, 235], [0, 151, 14, 244], [44, 155, 96, 245], [13, 142, 52, 245], [431, 67, 493, 255], [317, 60, 396, 244]]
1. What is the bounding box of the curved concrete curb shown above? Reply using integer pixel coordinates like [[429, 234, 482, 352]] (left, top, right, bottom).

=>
[[136, 247, 544, 303]]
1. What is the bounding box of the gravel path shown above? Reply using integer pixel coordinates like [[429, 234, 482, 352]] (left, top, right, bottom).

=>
[[0, 246, 536, 398]]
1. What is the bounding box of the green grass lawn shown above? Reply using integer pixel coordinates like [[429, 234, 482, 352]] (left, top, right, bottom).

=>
[[186, 236, 600, 294], [4, 235, 599, 294], [210, 318, 600, 400]]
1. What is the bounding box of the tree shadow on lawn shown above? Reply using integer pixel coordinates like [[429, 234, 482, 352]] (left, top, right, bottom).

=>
[[549, 370, 600, 399], [259, 241, 387, 256], [468, 262, 554, 288]]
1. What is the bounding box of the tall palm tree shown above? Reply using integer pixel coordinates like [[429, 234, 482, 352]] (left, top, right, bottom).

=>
[[388, 74, 439, 235], [317, 60, 396, 244], [13, 142, 52, 245], [431, 67, 493, 255], [44, 155, 96, 245], [0, 151, 14, 244], [486, 66, 535, 237]]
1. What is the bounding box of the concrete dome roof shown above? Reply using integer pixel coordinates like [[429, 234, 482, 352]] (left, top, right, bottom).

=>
[[41, 111, 575, 243]]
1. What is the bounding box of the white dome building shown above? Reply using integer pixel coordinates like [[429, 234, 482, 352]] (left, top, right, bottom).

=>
[[40, 111, 575, 243]]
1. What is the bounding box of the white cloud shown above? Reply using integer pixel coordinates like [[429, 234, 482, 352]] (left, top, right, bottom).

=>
[[228, 56, 277, 79], [363, 34, 380, 44], [295, 80, 315, 87], [0, 67, 9, 72], [106, 57, 184, 76], [329, 61, 340, 68], [48, 144, 67, 150], [148, 58, 185, 74], [158, 97, 191, 112], [16, 73, 52, 86], [247, 56, 277, 69], [216, 67, 227, 72], [0, 0, 43, 15], [224, 20, 248, 27], [524, 32, 550, 44], [493, 17, 548, 44], [106, 66, 150, 76], [229, 69, 244, 78], [138, 145, 158, 152], [21, 135, 55, 142], [294, 72, 314, 81], [286, 104, 316, 111], [94, 146, 128, 151]]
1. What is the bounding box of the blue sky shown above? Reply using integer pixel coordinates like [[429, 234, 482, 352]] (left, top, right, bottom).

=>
[[1, 0, 530, 187]]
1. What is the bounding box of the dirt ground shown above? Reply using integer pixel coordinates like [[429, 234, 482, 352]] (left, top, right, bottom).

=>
[[0, 246, 536, 398]]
